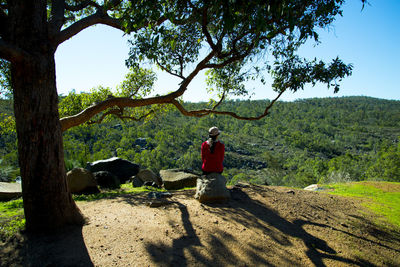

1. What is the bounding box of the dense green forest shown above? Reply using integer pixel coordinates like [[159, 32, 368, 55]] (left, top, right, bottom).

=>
[[1, 96, 399, 187]]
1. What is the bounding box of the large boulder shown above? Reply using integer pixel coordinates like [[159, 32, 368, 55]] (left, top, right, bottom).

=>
[[132, 176, 144, 187], [0, 182, 22, 200], [195, 173, 230, 203], [67, 168, 99, 194], [134, 169, 162, 186], [86, 157, 139, 184], [160, 169, 199, 190], [93, 171, 121, 189]]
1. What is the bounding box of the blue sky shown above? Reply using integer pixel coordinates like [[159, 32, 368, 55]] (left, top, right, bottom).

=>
[[55, 0, 400, 102]]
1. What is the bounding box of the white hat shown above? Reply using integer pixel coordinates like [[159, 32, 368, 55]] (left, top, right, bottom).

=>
[[208, 126, 221, 137]]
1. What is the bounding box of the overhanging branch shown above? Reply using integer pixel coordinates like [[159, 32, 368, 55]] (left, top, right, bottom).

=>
[[87, 107, 154, 124], [53, 11, 123, 46], [170, 88, 286, 120], [60, 95, 175, 131], [155, 58, 185, 80]]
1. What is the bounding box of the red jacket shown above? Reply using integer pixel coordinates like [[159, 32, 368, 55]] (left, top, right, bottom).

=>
[[201, 140, 225, 173]]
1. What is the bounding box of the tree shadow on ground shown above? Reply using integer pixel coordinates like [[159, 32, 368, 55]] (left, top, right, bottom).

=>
[[0, 225, 93, 267], [211, 186, 400, 266], [142, 187, 383, 266]]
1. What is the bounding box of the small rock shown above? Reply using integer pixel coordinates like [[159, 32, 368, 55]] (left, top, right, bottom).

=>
[[147, 192, 173, 199]]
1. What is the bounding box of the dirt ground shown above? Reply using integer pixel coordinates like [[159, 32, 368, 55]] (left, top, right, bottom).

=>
[[1, 183, 400, 267]]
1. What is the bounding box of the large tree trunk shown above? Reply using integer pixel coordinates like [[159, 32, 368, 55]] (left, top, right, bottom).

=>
[[10, 1, 85, 232]]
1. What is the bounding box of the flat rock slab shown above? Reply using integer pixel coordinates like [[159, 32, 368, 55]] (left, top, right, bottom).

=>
[[160, 169, 199, 190], [0, 182, 22, 200]]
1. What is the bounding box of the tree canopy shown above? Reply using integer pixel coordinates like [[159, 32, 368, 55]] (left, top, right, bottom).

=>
[[0, 0, 362, 129], [4, 0, 357, 130]]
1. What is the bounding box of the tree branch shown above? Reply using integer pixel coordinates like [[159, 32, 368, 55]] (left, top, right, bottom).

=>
[[60, 95, 175, 131], [201, 6, 219, 53], [87, 108, 122, 124], [211, 90, 226, 111], [61, 32, 228, 132], [86, 104, 154, 125], [53, 7, 167, 47], [119, 110, 155, 122], [155, 58, 185, 80], [52, 11, 123, 46], [48, 0, 67, 37], [170, 88, 286, 120], [65, 0, 100, 11]]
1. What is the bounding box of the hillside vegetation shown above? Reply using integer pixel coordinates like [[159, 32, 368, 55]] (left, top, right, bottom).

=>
[[1, 96, 400, 187]]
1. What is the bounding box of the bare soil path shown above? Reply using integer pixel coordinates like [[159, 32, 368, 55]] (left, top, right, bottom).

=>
[[1, 184, 400, 266]]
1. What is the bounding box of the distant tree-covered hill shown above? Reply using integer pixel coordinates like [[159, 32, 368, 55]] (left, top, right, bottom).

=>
[[1, 96, 399, 187]]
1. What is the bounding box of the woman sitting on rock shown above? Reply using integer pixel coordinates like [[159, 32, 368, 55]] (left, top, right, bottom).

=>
[[201, 126, 225, 175]]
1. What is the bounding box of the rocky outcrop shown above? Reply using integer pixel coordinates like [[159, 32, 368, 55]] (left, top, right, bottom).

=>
[[67, 168, 99, 194], [93, 171, 121, 189], [86, 157, 139, 184], [160, 169, 199, 190], [195, 173, 230, 203], [135, 169, 162, 186], [0, 182, 22, 200], [132, 176, 144, 187]]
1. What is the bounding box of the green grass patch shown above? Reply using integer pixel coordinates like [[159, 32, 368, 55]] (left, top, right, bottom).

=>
[[0, 198, 23, 217], [325, 181, 400, 228], [0, 198, 25, 240]]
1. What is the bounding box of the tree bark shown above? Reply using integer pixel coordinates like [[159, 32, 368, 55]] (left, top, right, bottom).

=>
[[10, 0, 85, 232]]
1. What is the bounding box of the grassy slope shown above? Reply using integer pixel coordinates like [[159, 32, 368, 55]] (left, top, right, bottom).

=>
[[325, 181, 400, 228]]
